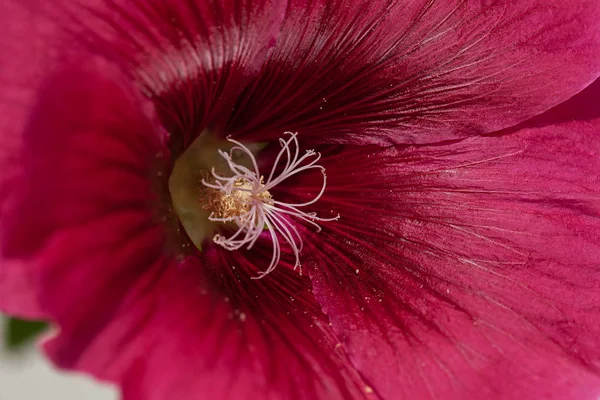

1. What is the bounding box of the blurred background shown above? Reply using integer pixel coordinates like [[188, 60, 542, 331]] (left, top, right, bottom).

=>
[[0, 316, 117, 399]]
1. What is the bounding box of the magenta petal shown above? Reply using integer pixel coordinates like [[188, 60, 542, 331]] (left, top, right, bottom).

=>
[[228, 0, 600, 145], [0, 65, 167, 317], [292, 118, 600, 397], [43, 244, 376, 400], [56, 0, 288, 151], [0, 0, 61, 142], [0, 1, 72, 318], [511, 77, 600, 129], [4, 67, 373, 398], [0, 259, 46, 319], [3, 67, 164, 257]]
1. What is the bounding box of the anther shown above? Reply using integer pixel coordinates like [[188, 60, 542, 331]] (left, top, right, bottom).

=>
[[200, 132, 339, 278]]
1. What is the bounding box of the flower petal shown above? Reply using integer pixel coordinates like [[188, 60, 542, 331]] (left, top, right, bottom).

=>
[[286, 111, 600, 397], [509, 78, 600, 130], [54, 0, 288, 152], [228, 0, 600, 145], [3, 65, 373, 399], [42, 244, 377, 400], [2, 66, 166, 256], [0, 259, 46, 319], [0, 0, 72, 318], [0, 62, 170, 317]]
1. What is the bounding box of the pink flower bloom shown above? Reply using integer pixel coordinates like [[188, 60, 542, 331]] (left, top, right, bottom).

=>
[[1, 0, 600, 399]]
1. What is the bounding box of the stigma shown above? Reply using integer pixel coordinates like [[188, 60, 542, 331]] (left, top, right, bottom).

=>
[[200, 132, 339, 279]]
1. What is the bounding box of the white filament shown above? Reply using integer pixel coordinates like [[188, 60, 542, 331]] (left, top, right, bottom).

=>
[[201, 132, 339, 278]]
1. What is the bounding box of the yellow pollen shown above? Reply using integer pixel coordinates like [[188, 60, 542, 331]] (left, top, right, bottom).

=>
[[199, 172, 273, 220]]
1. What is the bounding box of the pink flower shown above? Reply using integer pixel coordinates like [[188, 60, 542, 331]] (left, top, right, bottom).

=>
[[1, 0, 600, 399]]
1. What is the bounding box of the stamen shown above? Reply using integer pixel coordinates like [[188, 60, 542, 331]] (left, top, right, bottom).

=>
[[200, 132, 339, 278]]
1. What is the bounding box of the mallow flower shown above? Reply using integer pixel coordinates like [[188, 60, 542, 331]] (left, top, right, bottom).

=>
[[1, 0, 600, 399]]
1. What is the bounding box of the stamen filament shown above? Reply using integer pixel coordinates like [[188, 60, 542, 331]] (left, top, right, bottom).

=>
[[201, 132, 339, 278]]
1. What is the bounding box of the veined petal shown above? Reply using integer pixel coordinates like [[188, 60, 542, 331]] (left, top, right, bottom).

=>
[[47, 248, 378, 400], [283, 89, 600, 398], [42, 241, 377, 400], [2, 66, 168, 257], [53, 0, 288, 153], [0, 0, 288, 315], [1, 66, 373, 400], [0, 65, 171, 316], [228, 0, 600, 145], [509, 78, 600, 129]]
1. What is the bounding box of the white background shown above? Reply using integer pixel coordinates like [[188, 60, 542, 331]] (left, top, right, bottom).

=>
[[0, 318, 117, 400]]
